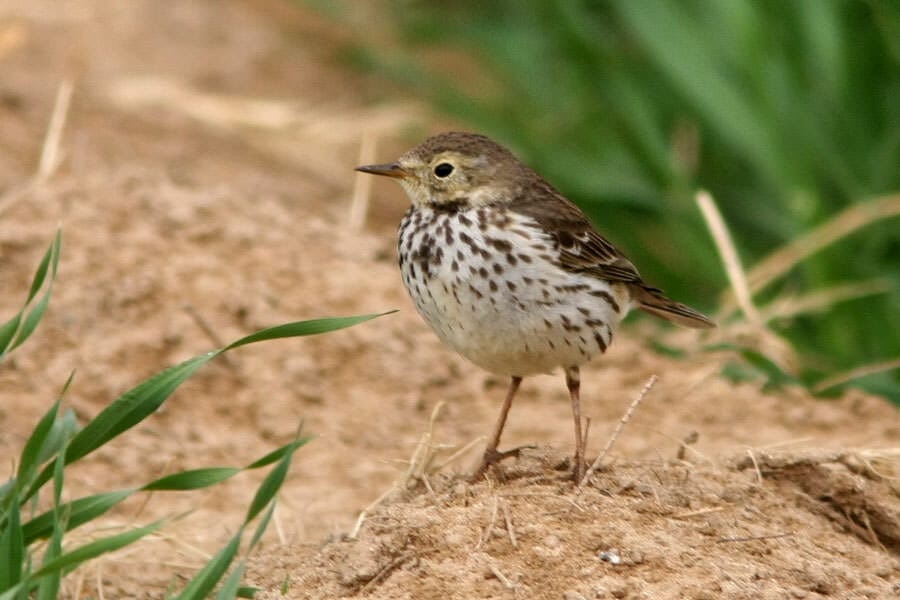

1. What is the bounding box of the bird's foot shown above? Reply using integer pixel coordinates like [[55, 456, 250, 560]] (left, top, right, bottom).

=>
[[469, 444, 536, 482]]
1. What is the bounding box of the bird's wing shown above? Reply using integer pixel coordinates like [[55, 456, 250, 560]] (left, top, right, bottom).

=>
[[510, 181, 645, 285], [511, 179, 716, 329]]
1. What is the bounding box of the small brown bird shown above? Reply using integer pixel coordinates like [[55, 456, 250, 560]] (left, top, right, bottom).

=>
[[357, 132, 714, 481]]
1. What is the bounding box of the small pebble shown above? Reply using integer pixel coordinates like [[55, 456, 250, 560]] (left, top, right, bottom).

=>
[[598, 549, 621, 565]]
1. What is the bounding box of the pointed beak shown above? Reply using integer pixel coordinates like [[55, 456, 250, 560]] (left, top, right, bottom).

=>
[[355, 162, 408, 179]]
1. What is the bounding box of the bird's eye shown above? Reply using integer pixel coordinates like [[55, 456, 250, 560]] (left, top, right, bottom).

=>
[[433, 162, 454, 178]]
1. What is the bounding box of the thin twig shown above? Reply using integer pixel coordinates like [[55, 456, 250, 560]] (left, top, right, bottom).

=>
[[580, 375, 658, 486], [716, 532, 792, 543], [696, 190, 761, 325]]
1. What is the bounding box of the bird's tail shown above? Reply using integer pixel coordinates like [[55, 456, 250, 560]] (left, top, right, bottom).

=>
[[632, 285, 716, 329]]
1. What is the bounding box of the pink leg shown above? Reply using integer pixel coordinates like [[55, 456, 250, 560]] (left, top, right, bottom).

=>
[[471, 376, 523, 480], [565, 366, 586, 481]]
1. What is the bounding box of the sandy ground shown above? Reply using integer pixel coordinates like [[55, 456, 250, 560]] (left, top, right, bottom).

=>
[[0, 2, 897, 598]]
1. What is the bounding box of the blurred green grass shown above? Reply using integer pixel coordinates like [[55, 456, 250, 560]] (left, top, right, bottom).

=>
[[314, 0, 900, 402]]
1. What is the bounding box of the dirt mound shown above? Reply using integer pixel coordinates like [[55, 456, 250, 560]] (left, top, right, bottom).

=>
[[1, 1, 898, 598], [249, 448, 899, 599]]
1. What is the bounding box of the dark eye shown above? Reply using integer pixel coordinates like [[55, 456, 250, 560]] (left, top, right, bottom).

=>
[[433, 162, 454, 178]]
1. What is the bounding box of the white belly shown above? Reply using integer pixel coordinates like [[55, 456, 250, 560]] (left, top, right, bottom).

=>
[[398, 206, 632, 377]]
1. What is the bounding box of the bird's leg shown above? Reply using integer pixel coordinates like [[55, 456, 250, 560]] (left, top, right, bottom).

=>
[[565, 366, 586, 482], [470, 375, 523, 481]]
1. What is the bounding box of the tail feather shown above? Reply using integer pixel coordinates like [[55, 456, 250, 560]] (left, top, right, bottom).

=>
[[632, 286, 716, 329]]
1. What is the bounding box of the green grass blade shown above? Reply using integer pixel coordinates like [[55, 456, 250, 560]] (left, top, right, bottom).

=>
[[224, 312, 396, 351], [64, 354, 212, 464], [0, 315, 22, 357], [9, 294, 52, 353], [25, 230, 60, 305], [35, 529, 62, 600], [175, 437, 304, 598], [244, 438, 312, 470], [22, 490, 135, 545], [0, 231, 61, 359], [613, 0, 779, 182], [36, 450, 66, 600], [0, 584, 24, 600], [173, 531, 242, 600], [247, 501, 276, 551], [29, 520, 163, 579], [27, 312, 389, 496], [35, 408, 78, 466], [0, 501, 24, 589], [13, 400, 60, 499], [27, 354, 212, 497], [213, 562, 246, 600], [142, 468, 242, 492], [244, 449, 292, 524]]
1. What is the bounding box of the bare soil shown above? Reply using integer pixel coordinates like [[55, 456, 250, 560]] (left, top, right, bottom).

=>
[[0, 2, 897, 599]]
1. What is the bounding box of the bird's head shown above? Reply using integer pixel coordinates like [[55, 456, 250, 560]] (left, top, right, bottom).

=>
[[355, 132, 527, 209]]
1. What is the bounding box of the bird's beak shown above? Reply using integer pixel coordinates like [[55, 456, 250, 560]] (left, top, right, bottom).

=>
[[355, 162, 408, 179]]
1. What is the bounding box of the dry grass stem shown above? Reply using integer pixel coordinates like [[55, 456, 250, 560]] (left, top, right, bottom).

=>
[[403, 401, 456, 484], [359, 552, 415, 594], [433, 436, 484, 472], [696, 190, 762, 326], [717, 193, 900, 319], [671, 506, 726, 519], [812, 357, 900, 393], [498, 491, 586, 512], [854, 448, 900, 480], [104, 76, 421, 188], [760, 278, 892, 322], [0, 78, 74, 217], [349, 131, 377, 230], [580, 374, 658, 486], [72, 568, 86, 600], [95, 562, 106, 600], [349, 484, 396, 540], [717, 532, 792, 543], [747, 193, 900, 295], [38, 78, 74, 181], [486, 563, 515, 589], [273, 503, 286, 545], [352, 401, 457, 539], [746, 449, 763, 485], [501, 500, 517, 548], [477, 496, 500, 550]]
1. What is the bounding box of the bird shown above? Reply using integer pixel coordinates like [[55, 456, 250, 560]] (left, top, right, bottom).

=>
[[356, 131, 714, 482]]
